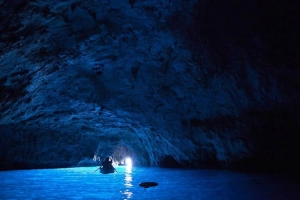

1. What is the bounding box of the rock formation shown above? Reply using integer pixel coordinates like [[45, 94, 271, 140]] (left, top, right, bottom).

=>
[[0, 0, 299, 173]]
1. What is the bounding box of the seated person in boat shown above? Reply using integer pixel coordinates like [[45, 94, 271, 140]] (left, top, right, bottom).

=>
[[101, 156, 117, 173], [102, 157, 113, 168], [94, 156, 117, 173]]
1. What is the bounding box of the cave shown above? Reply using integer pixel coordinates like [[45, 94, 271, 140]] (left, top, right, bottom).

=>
[[0, 0, 299, 176]]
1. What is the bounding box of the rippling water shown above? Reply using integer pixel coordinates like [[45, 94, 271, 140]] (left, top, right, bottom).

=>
[[0, 166, 299, 199]]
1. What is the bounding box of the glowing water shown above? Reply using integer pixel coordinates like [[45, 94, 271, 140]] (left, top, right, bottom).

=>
[[0, 167, 299, 199]]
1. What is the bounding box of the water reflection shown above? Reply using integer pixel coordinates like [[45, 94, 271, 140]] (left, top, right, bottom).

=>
[[122, 165, 133, 199]]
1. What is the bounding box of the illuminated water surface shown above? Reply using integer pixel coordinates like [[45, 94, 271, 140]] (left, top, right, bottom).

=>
[[1, 166, 299, 199]]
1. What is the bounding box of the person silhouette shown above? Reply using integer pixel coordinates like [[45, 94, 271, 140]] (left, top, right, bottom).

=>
[[102, 157, 113, 168], [99, 156, 117, 173]]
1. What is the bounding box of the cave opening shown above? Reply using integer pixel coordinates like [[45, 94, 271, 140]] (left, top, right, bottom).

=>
[[112, 144, 135, 166]]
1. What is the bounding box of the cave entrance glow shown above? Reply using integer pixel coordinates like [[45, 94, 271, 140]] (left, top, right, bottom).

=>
[[112, 145, 134, 166], [125, 157, 132, 167]]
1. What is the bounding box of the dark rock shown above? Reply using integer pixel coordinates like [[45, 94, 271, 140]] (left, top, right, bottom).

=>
[[0, 0, 299, 174]]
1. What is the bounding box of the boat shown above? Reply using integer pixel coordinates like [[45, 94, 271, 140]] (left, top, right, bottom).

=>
[[139, 182, 158, 189], [100, 166, 116, 174]]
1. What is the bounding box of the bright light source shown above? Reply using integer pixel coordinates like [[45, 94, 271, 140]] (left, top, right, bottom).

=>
[[125, 157, 132, 167]]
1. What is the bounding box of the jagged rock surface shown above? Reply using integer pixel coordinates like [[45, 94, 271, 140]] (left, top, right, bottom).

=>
[[0, 0, 299, 172]]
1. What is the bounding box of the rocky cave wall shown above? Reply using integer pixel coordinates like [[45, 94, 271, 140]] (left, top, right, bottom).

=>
[[0, 0, 299, 172]]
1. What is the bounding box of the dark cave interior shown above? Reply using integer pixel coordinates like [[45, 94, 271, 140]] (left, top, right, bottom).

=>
[[0, 0, 299, 174]]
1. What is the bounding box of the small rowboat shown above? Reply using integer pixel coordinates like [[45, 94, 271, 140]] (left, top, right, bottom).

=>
[[100, 167, 116, 174], [139, 182, 158, 189]]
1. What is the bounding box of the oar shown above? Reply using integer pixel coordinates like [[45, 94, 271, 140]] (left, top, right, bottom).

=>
[[114, 167, 118, 173], [93, 166, 102, 172]]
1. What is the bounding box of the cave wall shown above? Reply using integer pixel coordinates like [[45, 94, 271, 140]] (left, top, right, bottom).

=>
[[0, 0, 299, 171]]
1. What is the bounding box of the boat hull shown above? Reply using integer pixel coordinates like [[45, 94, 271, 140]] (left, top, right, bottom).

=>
[[100, 167, 115, 174]]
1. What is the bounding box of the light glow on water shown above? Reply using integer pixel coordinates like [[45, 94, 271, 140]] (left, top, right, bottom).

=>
[[0, 167, 299, 200], [123, 165, 133, 199]]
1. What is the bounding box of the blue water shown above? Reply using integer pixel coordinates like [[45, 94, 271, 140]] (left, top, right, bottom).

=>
[[0, 166, 299, 199]]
